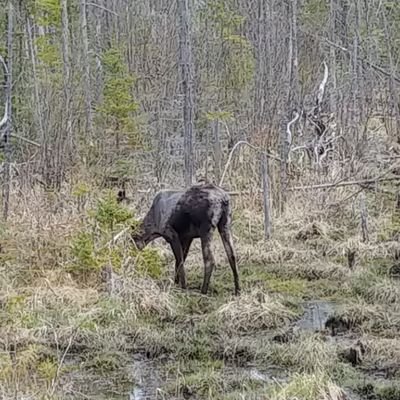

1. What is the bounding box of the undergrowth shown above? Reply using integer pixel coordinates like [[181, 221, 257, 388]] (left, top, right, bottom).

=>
[[1, 182, 400, 399]]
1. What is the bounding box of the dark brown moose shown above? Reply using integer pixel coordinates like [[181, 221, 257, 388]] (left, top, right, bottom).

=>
[[121, 183, 240, 296]]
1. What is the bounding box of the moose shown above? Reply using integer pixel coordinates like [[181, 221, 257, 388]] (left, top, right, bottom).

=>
[[119, 183, 240, 295]]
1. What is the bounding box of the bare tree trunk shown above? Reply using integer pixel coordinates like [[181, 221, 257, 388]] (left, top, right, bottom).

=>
[[352, 0, 360, 132], [80, 0, 94, 138], [178, 0, 194, 187], [254, 0, 265, 130], [26, 17, 45, 146], [261, 152, 272, 239], [213, 120, 221, 183], [280, 0, 297, 212], [381, 10, 400, 142], [59, 0, 72, 189], [291, 0, 299, 103], [3, 0, 13, 221], [359, 192, 369, 243], [329, 0, 337, 116]]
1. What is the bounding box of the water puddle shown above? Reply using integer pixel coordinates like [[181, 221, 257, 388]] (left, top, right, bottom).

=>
[[295, 300, 337, 332], [129, 354, 164, 399], [128, 355, 287, 399]]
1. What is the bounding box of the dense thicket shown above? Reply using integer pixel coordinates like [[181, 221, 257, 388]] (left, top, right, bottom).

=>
[[0, 0, 399, 198]]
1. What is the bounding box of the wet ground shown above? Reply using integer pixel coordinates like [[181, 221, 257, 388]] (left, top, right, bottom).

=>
[[295, 300, 337, 331], [128, 300, 340, 399]]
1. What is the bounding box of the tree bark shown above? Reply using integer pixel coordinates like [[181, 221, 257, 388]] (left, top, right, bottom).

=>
[[59, 0, 73, 189], [178, 0, 194, 187], [213, 120, 222, 183], [261, 152, 272, 239], [80, 0, 94, 137], [3, 0, 13, 221]]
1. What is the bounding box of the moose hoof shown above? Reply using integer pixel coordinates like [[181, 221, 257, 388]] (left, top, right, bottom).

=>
[[179, 278, 187, 290], [235, 288, 241, 296]]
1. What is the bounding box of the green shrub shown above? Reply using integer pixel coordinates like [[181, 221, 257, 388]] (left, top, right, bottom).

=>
[[135, 247, 164, 279], [70, 231, 99, 272], [91, 191, 133, 233]]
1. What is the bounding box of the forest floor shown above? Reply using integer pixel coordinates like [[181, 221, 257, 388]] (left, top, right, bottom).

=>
[[1, 182, 400, 399]]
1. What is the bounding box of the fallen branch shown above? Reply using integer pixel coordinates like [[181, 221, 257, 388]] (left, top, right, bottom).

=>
[[86, 2, 119, 16], [109, 227, 130, 245], [228, 176, 400, 195], [323, 37, 400, 84], [288, 176, 400, 191], [11, 132, 41, 147]]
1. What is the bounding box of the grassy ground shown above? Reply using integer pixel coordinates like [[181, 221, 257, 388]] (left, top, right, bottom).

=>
[[1, 182, 400, 399]]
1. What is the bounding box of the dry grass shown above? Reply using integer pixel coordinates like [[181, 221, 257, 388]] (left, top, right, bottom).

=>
[[363, 337, 400, 373], [268, 333, 339, 374], [216, 290, 297, 334], [327, 300, 387, 332], [269, 373, 347, 400], [349, 269, 400, 304], [239, 240, 317, 265], [120, 276, 176, 318], [1, 175, 400, 397], [268, 261, 349, 281]]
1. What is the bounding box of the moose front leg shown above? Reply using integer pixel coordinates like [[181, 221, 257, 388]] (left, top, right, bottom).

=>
[[218, 225, 240, 296]]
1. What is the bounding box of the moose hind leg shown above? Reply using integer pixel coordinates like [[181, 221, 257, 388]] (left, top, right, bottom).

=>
[[218, 224, 240, 296], [169, 238, 187, 289], [174, 237, 193, 284], [200, 231, 216, 295]]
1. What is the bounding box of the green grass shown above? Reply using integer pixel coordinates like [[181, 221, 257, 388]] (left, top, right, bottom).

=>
[[3, 190, 400, 399]]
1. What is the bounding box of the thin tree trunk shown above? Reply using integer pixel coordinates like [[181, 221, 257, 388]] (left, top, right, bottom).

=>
[[213, 120, 221, 182], [291, 0, 299, 104], [329, 0, 337, 116], [3, 0, 13, 221], [80, 0, 94, 137], [359, 192, 369, 243], [381, 10, 400, 142], [280, 1, 296, 212], [178, 0, 194, 187], [59, 0, 73, 189], [254, 0, 265, 130], [261, 152, 272, 239], [26, 17, 45, 148]]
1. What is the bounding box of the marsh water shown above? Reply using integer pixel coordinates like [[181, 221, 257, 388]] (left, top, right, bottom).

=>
[[295, 300, 337, 331], [126, 300, 339, 399]]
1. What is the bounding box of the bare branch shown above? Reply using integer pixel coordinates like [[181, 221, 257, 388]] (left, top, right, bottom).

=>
[[323, 37, 400, 84], [10, 133, 41, 147], [287, 111, 300, 148], [219, 140, 281, 187], [291, 145, 309, 153], [228, 176, 400, 196], [86, 2, 119, 16], [289, 176, 400, 191], [219, 141, 255, 186], [316, 61, 329, 111]]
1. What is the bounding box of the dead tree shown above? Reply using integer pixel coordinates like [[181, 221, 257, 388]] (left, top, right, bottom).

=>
[[129, 183, 240, 296], [2, 1, 13, 221], [178, 0, 194, 187]]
